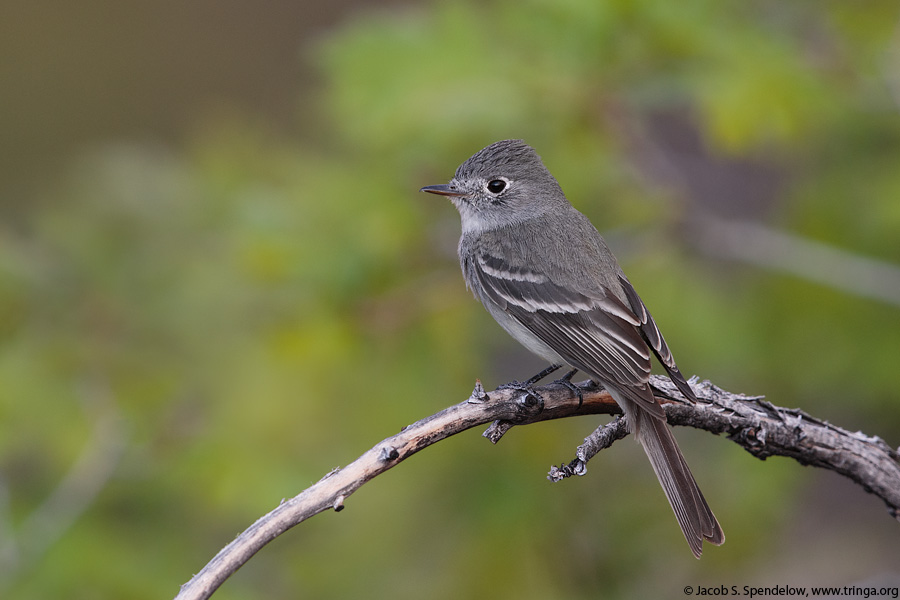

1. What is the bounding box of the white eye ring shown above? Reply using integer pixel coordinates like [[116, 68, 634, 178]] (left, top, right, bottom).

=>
[[485, 178, 509, 194]]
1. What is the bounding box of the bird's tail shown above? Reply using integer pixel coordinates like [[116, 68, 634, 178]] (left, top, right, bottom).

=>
[[631, 407, 725, 558]]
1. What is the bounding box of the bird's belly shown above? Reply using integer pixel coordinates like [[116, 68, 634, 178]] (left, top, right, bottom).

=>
[[481, 298, 567, 365]]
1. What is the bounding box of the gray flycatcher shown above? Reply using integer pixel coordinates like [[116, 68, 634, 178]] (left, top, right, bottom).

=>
[[421, 139, 724, 557]]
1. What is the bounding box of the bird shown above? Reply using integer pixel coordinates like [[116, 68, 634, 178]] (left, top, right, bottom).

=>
[[421, 139, 724, 557]]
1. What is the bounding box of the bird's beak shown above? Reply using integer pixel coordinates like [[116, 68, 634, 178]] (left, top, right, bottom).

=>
[[419, 184, 467, 197]]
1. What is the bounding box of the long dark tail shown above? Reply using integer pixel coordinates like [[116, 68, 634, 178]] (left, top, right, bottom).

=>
[[632, 407, 725, 558]]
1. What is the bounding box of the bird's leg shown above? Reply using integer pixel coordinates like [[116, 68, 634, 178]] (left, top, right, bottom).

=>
[[524, 363, 563, 386], [552, 368, 584, 408], [498, 363, 562, 390]]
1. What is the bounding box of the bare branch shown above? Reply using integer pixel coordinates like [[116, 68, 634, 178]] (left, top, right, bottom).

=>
[[655, 377, 900, 517], [175, 378, 900, 600]]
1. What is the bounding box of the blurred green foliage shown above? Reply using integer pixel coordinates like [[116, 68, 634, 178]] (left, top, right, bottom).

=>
[[2, 1, 900, 599]]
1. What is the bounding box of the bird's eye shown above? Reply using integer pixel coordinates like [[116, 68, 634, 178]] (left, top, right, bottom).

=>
[[486, 179, 507, 194]]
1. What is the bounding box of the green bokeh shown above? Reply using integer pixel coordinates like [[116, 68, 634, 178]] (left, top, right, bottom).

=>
[[2, 1, 899, 598]]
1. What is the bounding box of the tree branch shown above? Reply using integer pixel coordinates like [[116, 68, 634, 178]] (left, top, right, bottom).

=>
[[175, 377, 900, 600]]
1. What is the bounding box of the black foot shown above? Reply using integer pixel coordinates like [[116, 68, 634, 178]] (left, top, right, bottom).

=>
[[498, 364, 577, 414], [498, 363, 562, 395], [498, 368, 560, 414], [552, 368, 584, 408]]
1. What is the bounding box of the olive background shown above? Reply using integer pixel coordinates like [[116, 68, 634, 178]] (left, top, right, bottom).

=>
[[2, 1, 899, 598]]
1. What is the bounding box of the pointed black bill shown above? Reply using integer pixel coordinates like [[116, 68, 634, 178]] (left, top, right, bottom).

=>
[[420, 184, 467, 197]]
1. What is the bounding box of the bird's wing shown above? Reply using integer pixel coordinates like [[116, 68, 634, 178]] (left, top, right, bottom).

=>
[[617, 275, 698, 403], [471, 251, 664, 417]]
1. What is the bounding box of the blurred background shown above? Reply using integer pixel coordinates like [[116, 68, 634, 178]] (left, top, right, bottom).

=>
[[2, 1, 900, 598]]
